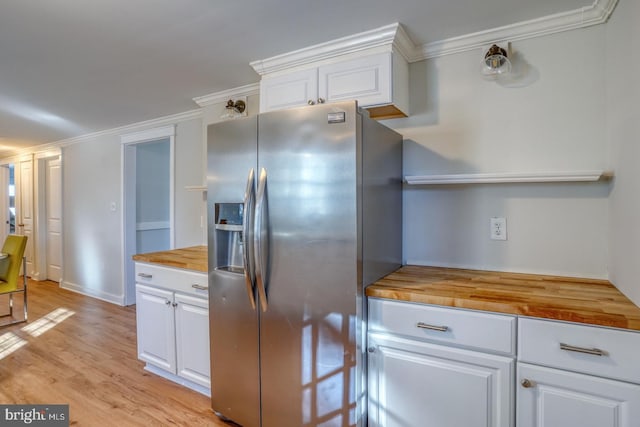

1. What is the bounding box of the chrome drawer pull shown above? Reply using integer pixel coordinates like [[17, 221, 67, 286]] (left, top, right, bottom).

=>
[[416, 322, 449, 332], [191, 284, 208, 291], [137, 273, 153, 279], [560, 343, 607, 356]]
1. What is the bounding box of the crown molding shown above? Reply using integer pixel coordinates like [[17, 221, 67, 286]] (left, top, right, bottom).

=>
[[250, 23, 418, 76], [120, 124, 175, 145], [416, 0, 618, 60], [49, 109, 203, 150], [192, 82, 260, 107]]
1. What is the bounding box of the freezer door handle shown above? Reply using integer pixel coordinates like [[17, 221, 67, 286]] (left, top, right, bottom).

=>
[[243, 168, 257, 310], [254, 167, 269, 312]]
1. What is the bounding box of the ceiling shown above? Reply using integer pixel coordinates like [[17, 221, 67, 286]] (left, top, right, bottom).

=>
[[0, 0, 593, 155]]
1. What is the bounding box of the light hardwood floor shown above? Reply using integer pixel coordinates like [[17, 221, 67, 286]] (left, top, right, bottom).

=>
[[0, 279, 229, 426]]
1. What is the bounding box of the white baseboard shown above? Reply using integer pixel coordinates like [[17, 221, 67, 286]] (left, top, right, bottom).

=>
[[60, 281, 125, 305]]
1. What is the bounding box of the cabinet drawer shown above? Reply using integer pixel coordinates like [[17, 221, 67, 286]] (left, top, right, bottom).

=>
[[518, 317, 640, 383], [135, 262, 208, 297], [368, 298, 516, 355]]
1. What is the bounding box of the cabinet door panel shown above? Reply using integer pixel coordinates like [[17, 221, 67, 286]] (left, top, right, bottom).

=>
[[175, 293, 210, 388], [517, 363, 640, 427], [368, 332, 513, 427], [260, 68, 318, 112], [135, 284, 176, 372], [318, 53, 391, 107]]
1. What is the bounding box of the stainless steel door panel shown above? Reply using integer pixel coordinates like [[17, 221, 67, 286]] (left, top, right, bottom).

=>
[[257, 102, 360, 427], [207, 118, 260, 427]]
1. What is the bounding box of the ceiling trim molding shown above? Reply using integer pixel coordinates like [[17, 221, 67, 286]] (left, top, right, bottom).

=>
[[54, 109, 202, 149], [416, 0, 619, 60], [250, 23, 417, 76], [120, 124, 175, 145], [193, 82, 260, 107]]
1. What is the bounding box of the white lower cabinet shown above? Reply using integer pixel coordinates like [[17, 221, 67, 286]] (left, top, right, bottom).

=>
[[517, 363, 640, 427], [368, 333, 514, 427], [174, 293, 210, 387], [367, 298, 515, 427], [368, 299, 640, 427], [516, 317, 640, 427], [136, 284, 177, 372], [134, 262, 210, 394]]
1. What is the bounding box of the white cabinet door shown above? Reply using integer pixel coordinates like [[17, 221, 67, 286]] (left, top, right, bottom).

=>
[[368, 332, 514, 427], [259, 68, 318, 112], [135, 284, 176, 372], [517, 363, 640, 427], [175, 293, 210, 388], [318, 53, 392, 107]]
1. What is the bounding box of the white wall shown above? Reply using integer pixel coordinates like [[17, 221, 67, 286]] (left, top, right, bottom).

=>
[[606, 0, 640, 306], [62, 133, 124, 302], [385, 25, 611, 278], [174, 119, 207, 247], [62, 116, 204, 304]]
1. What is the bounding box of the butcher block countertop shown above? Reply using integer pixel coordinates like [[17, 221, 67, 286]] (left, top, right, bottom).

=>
[[366, 265, 640, 332], [132, 245, 207, 273], [132, 247, 640, 332]]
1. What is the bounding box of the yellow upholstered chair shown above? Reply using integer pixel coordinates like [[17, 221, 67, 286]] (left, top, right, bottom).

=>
[[0, 235, 28, 325]]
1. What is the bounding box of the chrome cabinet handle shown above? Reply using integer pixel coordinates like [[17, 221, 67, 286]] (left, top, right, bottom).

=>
[[254, 168, 269, 312], [165, 300, 171, 306], [138, 273, 153, 279], [172, 302, 178, 308], [317, 98, 325, 104], [191, 284, 208, 291], [416, 322, 449, 332], [242, 168, 257, 310], [560, 343, 607, 356], [521, 379, 534, 388], [307, 100, 315, 105]]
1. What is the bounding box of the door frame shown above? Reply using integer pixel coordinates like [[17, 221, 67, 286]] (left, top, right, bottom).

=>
[[121, 125, 175, 306], [34, 148, 63, 282]]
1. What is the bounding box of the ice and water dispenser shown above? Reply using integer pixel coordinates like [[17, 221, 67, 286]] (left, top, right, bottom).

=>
[[213, 202, 245, 274]]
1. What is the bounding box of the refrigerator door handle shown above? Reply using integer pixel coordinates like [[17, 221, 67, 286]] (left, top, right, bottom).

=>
[[254, 167, 269, 312], [242, 168, 257, 310]]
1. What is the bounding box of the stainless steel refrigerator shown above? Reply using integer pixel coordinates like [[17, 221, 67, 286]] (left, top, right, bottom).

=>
[[206, 101, 402, 427]]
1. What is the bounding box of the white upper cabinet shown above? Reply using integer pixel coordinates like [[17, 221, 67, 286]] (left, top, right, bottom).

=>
[[252, 23, 414, 119], [319, 52, 408, 118], [259, 68, 318, 112]]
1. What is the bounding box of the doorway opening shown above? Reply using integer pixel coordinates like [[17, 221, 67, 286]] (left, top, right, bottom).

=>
[[122, 126, 175, 306]]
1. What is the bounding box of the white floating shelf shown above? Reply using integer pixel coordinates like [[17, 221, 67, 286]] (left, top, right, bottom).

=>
[[215, 224, 243, 232], [185, 185, 207, 191], [405, 170, 613, 185]]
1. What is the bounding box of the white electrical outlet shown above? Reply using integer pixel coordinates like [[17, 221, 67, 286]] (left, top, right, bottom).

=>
[[490, 217, 507, 240]]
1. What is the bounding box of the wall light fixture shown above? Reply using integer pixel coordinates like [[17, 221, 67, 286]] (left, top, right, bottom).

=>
[[482, 44, 511, 78], [220, 99, 247, 119]]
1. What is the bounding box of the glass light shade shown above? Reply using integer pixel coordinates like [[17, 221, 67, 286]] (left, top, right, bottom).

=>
[[481, 44, 511, 78]]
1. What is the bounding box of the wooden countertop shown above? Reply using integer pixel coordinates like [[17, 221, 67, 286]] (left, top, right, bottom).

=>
[[366, 265, 640, 331], [132, 246, 208, 273]]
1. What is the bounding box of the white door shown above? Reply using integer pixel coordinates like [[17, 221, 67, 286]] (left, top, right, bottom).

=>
[[0, 166, 9, 244], [518, 363, 640, 427], [45, 157, 62, 282], [16, 156, 34, 276], [135, 284, 176, 373], [174, 292, 210, 388], [368, 332, 514, 427]]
